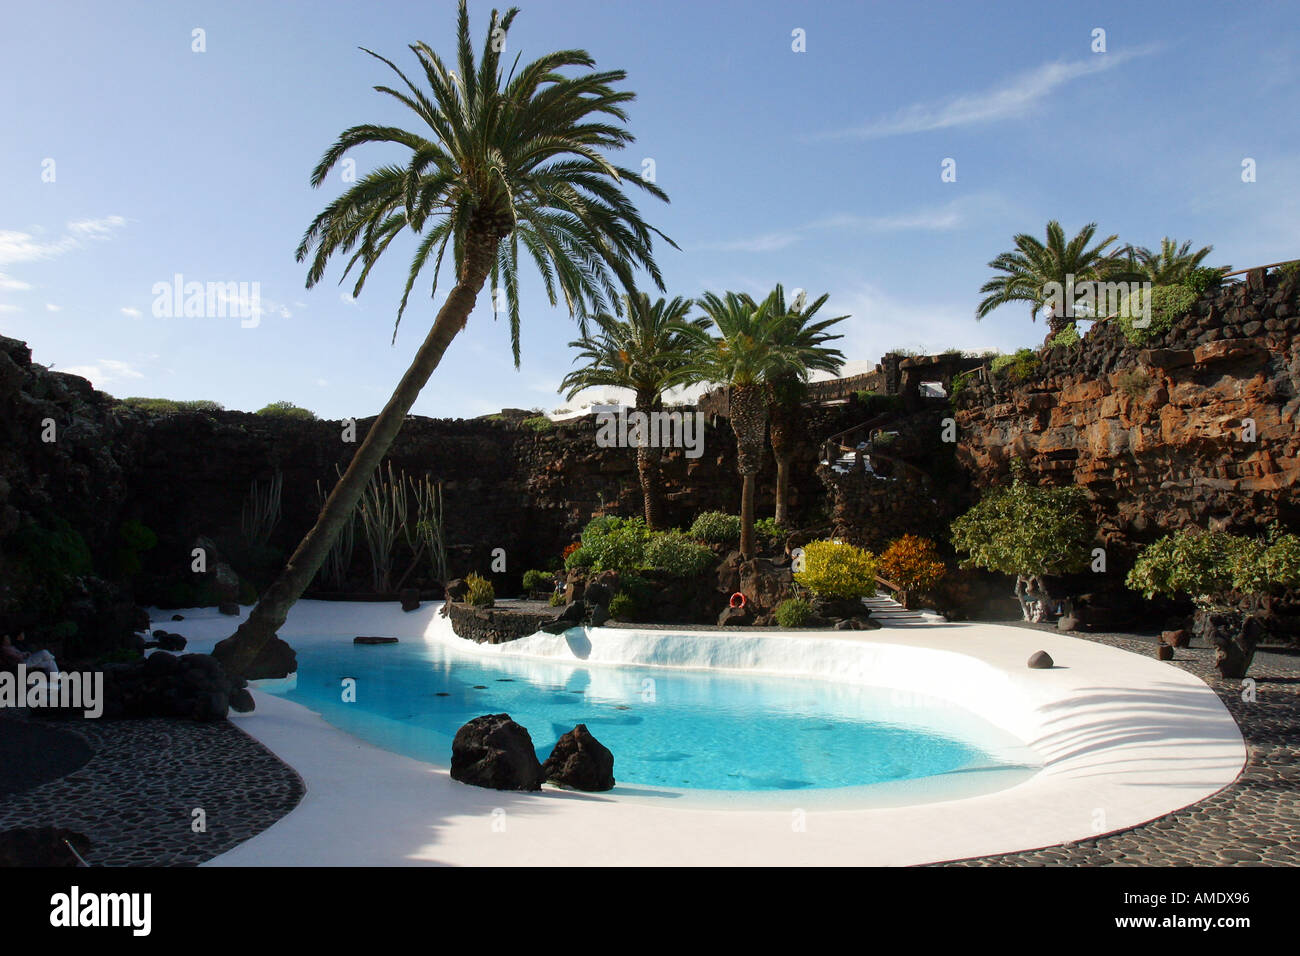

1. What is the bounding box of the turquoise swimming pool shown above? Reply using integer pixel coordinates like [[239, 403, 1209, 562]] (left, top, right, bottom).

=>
[[266, 638, 1036, 795]]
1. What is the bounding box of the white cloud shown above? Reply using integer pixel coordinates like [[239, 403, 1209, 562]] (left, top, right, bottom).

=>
[[120, 307, 141, 317], [0, 273, 32, 291], [0, 304, 20, 313], [340, 292, 357, 305], [60, 358, 144, 386], [67, 215, 127, 239], [45, 303, 60, 312], [0, 215, 126, 266], [822, 281, 1040, 365], [693, 232, 804, 253], [819, 48, 1158, 141], [692, 196, 992, 255]]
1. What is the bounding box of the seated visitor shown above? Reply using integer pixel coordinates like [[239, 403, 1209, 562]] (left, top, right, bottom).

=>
[[1, 633, 58, 674]]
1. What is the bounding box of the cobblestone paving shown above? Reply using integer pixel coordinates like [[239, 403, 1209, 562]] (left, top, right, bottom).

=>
[[0, 713, 304, 866], [939, 626, 1300, 866]]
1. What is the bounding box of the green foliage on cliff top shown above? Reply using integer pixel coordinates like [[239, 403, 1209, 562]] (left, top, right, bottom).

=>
[[1117, 284, 1197, 345], [121, 397, 224, 414], [989, 348, 1039, 383], [256, 400, 318, 420]]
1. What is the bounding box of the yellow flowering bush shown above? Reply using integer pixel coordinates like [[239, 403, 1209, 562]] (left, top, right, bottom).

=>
[[794, 540, 878, 599]]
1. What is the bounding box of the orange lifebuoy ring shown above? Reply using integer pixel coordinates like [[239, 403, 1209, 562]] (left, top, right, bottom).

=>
[[729, 592, 747, 609]]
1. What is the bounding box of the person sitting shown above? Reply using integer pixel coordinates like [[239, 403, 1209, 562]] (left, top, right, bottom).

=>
[[1, 633, 58, 674]]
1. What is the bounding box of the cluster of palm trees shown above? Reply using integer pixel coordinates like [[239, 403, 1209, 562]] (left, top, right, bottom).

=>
[[976, 221, 1222, 341], [559, 286, 848, 556]]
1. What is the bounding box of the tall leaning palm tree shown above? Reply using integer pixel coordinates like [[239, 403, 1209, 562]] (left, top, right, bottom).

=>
[[685, 290, 810, 559], [213, 1, 673, 678], [1124, 237, 1219, 285], [559, 293, 708, 528], [976, 221, 1119, 341], [763, 286, 847, 529]]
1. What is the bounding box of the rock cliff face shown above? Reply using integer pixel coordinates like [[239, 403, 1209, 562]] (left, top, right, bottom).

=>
[[0, 333, 858, 653], [955, 269, 1300, 563]]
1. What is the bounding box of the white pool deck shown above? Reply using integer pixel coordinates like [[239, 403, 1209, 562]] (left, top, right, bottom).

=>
[[160, 601, 1246, 866]]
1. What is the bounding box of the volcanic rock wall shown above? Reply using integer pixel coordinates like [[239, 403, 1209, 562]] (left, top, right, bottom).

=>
[[0, 332, 860, 647], [954, 268, 1300, 561]]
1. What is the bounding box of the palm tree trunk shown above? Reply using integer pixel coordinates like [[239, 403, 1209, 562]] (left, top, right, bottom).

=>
[[635, 388, 664, 529], [768, 399, 798, 529], [213, 230, 501, 678], [740, 472, 756, 559], [729, 384, 768, 559]]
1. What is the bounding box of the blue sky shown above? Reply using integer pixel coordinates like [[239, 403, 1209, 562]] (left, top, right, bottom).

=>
[[1, 0, 1296, 419]]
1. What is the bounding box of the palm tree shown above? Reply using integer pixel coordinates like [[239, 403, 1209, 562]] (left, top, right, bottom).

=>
[[559, 293, 708, 528], [213, 1, 673, 678], [1123, 237, 1220, 285], [764, 286, 847, 529], [976, 221, 1119, 341], [685, 290, 815, 559]]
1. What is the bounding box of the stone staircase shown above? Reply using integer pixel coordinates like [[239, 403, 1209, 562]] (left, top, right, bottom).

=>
[[862, 591, 939, 626]]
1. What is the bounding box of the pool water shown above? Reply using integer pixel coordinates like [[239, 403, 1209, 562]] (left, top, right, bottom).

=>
[[266, 638, 1037, 795]]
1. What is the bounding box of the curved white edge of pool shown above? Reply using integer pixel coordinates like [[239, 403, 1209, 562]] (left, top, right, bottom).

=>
[[158, 600, 1246, 867]]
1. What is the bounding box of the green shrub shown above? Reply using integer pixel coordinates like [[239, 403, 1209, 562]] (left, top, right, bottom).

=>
[[256, 400, 317, 420], [1117, 284, 1197, 344], [582, 517, 652, 573], [774, 597, 813, 627], [1128, 527, 1300, 604], [464, 572, 494, 607], [990, 348, 1038, 383], [853, 391, 905, 416], [112, 518, 158, 578], [950, 369, 977, 399], [794, 540, 878, 599], [950, 476, 1093, 580], [580, 515, 628, 543], [1183, 266, 1226, 297], [10, 517, 94, 611], [520, 415, 553, 432], [644, 532, 714, 577], [548, 591, 566, 607], [1046, 322, 1081, 349], [522, 569, 553, 591], [564, 546, 595, 570], [689, 511, 741, 545], [608, 592, 637, 621], [753, 517, 787, 541], [1274, 260, 1300, 278]]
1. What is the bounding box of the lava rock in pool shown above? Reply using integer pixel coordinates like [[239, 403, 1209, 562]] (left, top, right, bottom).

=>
[[1027, 650, 1054, 669], [354, 636, 399, 645], [400, 588, 421, 612], [450, 714, 546, 791], [543, 724, 615, 792]]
